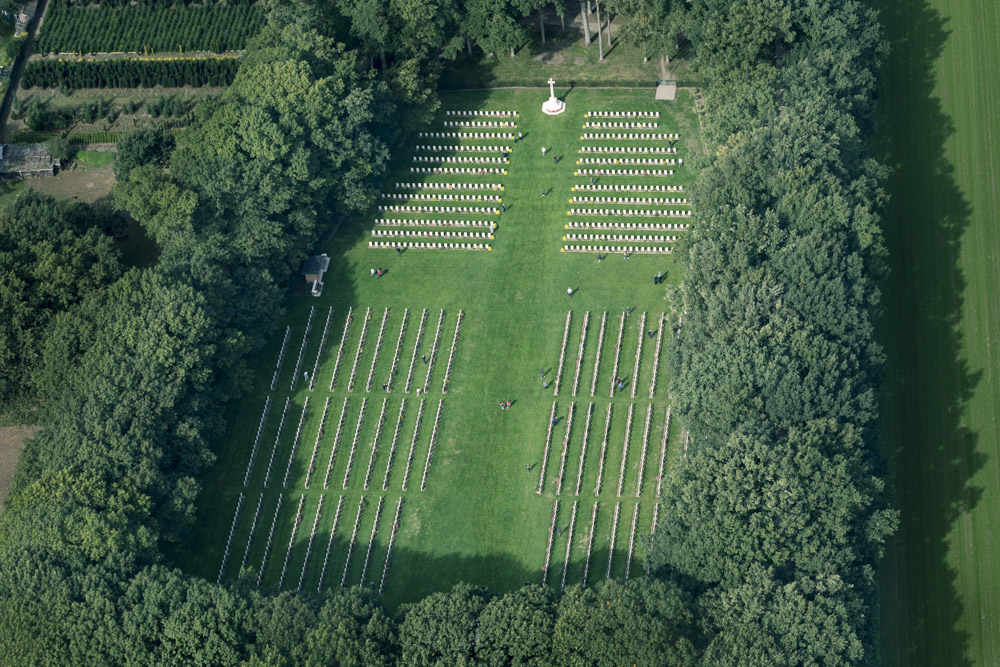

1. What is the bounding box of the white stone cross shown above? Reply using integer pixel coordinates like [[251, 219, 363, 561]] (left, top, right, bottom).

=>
[[548, 78, 557, 99]]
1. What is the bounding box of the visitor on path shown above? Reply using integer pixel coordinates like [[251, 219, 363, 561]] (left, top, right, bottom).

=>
[[519, 132, 523, 142], [396, 246, 402, 256], [543, 381, 549, 389], [370, 268, 375, 277], [590, 176, 595, 185], [553, 155, 558, 164], [506, 401, 512, 409], [552, 416, 558, 425], [501, 203, 506, 213], [540, 369, 545, 379], [648, 329, 655, 339], [541, 146, 547, 156], [526, 464, 531, 471], [500, 401, 506, 410], [567, 287, 573, 297], [377, 268, 383, 278], [542, 188, 547, 198], [597, 253, 602, 262]]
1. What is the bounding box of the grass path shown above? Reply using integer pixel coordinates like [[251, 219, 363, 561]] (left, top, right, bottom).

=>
[[876, 0, 1000, 664]]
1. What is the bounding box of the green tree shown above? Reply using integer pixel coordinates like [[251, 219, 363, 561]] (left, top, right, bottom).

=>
[[476, 585, 556, 665], [113, 124, 176, 182], [0, 191, 122, 407], [399, 583, 491, 665]]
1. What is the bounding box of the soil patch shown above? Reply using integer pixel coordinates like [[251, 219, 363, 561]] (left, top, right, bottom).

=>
[[0, 426, 36, 514]]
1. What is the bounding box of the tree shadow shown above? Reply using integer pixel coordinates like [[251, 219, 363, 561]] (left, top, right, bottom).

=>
[[875, 1, 983, 665]]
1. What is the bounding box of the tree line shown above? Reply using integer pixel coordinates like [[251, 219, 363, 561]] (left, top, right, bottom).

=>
[[0, 0, 895, 663], [37, 1, 266, 55], [21, 57, 240, 90]]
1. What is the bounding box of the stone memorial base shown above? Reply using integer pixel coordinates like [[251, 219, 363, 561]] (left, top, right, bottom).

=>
[[542, 96, 566, 115]]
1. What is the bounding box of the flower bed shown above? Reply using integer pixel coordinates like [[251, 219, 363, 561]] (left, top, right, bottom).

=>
[[263, 397, 291, 488], [574, 168, 674, 178], [309, 307, 334, 392], [323, 398, 350, 490], [240, 493, 265, 572], [564, 234, 678, 244], [576, 157, 675, 166], [297, 495, 325, 592], [366, 308, 390, 393], [565, 221, 688, 231], [542, 500, 559, 585], [570, 196, 687, 205], [553, 311, 572, 397], [581, 132, 678, 141], [256, 494, 284, 588], [380, 192, 503, 202], [382, 399, 407, 491], [378, 497, 404, 594], [358, 496, 385, 587], [401, 399, 426, 492], [625, 503, 640, 580], [243, 396, 272, 488], [410, 167, 508, 175], [572, 312, 589, 397], [372, 230, 493, 240], [216, 493, 245, 585], [584, 121, 658, 129], [405, 309, 428, 394], [415, 144, 511, 153], [412, 156, 508, 164], [303, 397, 332, 489], [282, 397, 310, 489], [363, 398, 389, 491], [394, 181, 504, 190], [375, 219, 494, 229], [316, 495, 345, 593], [445, 110, 518, 117], [617, 404, 634, 497], [562, 244, 672, 255], [571, 183, 683, 192], [537, 402, 558, 495], [290, 306, 315, 391], [649, 314, 665, 398], [610, 311, 626, 398], [342, 397, 368, 490], [575, 403, 594, 496], [579, 145, 675, 154], [417, 132, 515, 140], [377, 204, 499, 215], [605, 502, 621, 580], [584, 111, 659, 118], [347, 308, 372, 393], [423, 310, 446, 394], [567, 208, 689, 217], [561, 501, 578, 590], [328, 307, 354, 392], [270, 326, 290, 391], [420, 400, 444, 491], [582, 501, 599, 586], [443, 120, 516, 128], [442, 310, 464, 394], [636, 404, 653, 498], [555, 402, 575, 495], [386, 309, 409, 392], [594, 404, 613, 496], [340, 497, 366, 588], [632, 312, 646, 398]]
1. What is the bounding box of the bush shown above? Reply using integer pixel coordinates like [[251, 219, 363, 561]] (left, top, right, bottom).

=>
[[45, 135, 74, 161]]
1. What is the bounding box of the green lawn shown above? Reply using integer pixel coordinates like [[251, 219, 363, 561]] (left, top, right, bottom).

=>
[[875, 0, 1000, 665], [170, 87, 701, 609]]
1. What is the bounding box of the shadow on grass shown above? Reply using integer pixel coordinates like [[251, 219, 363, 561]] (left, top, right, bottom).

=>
[[876, 0, 982, 665]]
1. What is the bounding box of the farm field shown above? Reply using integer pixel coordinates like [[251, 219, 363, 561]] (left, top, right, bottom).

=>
[[170, 87, 701, 608], [875, 0, 1000, 665]]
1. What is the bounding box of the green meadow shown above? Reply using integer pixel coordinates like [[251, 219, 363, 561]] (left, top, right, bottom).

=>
[[876, 0, 1000, 664], [171, 87, 702, 609]]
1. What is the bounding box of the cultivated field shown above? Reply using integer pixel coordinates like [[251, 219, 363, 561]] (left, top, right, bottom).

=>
[[171, 88, 701, 608], [876, 0, 1000, 665]]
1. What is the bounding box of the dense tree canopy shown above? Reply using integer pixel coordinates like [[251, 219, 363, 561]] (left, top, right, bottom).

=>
[[0, 192, 122, 407], [0, 0, 894, 662]]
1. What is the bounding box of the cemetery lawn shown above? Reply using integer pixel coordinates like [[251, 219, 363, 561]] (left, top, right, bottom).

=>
[[169, 87, 702, 610], [876, 0, 1000, 665]]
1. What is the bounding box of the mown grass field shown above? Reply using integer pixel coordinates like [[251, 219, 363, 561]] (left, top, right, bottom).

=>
[[170, 87, 701, 609], [875, 0, 1000, 664]]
